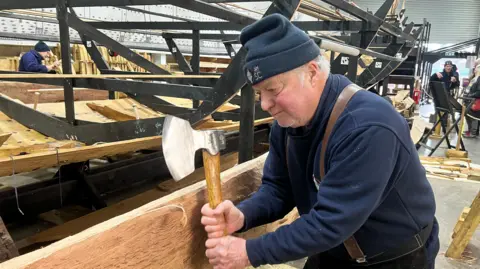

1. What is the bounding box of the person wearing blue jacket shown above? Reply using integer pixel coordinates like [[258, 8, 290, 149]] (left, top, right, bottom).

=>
[[430, 60, 459, 95], [19, 41, 60, 73], [201, 14, 439, 269]]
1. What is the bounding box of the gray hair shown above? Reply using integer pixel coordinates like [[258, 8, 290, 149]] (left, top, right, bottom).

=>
[[295, 54, 330, 86], [314, 54, 331, 75]]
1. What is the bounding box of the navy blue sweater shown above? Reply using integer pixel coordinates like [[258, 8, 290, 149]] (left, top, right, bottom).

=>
[[19, 50, 49, 73], [430, 70, 459, 92], [237, 74, 439, 267]]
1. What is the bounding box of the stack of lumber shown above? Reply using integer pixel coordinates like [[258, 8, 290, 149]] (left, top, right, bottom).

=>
[[0, 57, 20, 71], [0, 43, 169, 75], [393, 90, 415, 118], [0, 154, 300, 269], [71, 44, 171, 75], [420, 156, 480, 182], [167, 55, 231, 73]]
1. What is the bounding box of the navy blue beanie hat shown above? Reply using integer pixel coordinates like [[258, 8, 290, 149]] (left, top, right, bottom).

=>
[[34, 41, 51, 52], [240, 14, 320, 85]]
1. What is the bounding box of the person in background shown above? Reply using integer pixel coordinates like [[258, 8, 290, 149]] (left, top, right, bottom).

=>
[[430, 60, 459, 96], [463, 64, 480, 138], [19, 41, 60, 73]]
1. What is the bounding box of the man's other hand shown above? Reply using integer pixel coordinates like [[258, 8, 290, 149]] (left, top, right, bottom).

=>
[[451, 76, 457, 82], [201, 200, 245, 238], [436, 72, 443, 79], [205, 236, 251, 269]]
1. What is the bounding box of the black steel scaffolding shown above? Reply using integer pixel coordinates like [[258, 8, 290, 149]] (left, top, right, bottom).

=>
[[0, 0, 429, 224]]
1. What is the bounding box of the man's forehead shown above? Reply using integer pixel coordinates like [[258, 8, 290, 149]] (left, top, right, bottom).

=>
[[252, 74, 284, 91]]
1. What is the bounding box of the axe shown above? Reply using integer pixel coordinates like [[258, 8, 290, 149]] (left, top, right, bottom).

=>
[[162, 115, 227, 210]]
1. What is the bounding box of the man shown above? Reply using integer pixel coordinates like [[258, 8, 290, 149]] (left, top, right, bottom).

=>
[[430, 60, 459, 95], [19, 41, 60, 73], [201, 14, 439, 269], [463, 64, 480, 138]]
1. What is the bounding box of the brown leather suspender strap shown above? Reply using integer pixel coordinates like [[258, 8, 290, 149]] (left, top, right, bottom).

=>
[[320, 84, 366, 263], [285, 84, 367, 263]]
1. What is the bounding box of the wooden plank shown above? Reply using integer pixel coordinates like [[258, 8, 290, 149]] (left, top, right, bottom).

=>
[[0, 153, 298, 269], [0, 133, 12, 146], [0, 141, 78, 158], [17, 152, 240, 248], [33, 99, 162, 123], [27, 88, 91, 92], [0, 217, 18, 263], [0, 117, 273, 177], [86, 103, 136, 121], [446, 149, 469, 158], [453, 207, 470, 237], [0, 112, 57, 147], [445, 190, 480, 259], [211, 117, 273, 132], [0, 136, 162, 177]]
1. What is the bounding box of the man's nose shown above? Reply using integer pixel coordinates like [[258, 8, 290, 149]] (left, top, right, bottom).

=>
[[261, 94, 274, 112]]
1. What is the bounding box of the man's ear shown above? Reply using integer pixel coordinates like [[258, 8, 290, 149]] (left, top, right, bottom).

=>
[[307, 60, 320, 87]]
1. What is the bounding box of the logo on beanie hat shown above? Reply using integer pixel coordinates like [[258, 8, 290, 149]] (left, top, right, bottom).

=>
[[246, 66, 263, 84]]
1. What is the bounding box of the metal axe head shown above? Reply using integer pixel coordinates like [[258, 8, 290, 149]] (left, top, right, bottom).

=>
[[162, 115, 226, 181]]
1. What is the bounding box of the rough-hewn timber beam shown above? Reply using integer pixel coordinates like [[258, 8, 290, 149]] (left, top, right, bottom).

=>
[[0, 154, 299, 269]]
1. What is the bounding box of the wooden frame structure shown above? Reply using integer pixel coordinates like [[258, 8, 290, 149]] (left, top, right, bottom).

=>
[[445, 190, 480, 260]]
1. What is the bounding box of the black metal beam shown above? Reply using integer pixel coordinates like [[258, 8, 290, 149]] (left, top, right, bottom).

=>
[[89, 21, 244, 31], [165, 38, 193, 73], [118, 6, 195, 22], [238, 85, 255, 163], [0, 70, 219, 88], [0, 0, 253, 24], [357, 43, 404, 87], [78, 31, 116, 99], [191, 30, 201, 74], [66, 11, 170, 75], [163, 0, 256, 25], [429, 38, 479, 53], [0, 0, 248, 17], [89, 20, 370, 32], [374, 0, 394, 19], [58, 0, 76, 125], [0, 11, 167, 38], [0, 92, 170, 144], [73, 79, 213, 100], [224, 43, 237, 58], [319, 0, 414, 41], [163, 32, 238, 41], [476, 37, 480, 57], [364, 30, 424, 87], [97, 70, 219, 87]]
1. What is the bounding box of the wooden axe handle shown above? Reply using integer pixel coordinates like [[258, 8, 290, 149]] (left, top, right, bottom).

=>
[[456, 105, 466, 150], [202, 150, 223, 208]]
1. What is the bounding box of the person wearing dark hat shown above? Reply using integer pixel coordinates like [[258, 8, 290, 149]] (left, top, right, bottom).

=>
[[430, 60, 460, 95], [201, 13, 439, 269], [19, 41, 60, 73]]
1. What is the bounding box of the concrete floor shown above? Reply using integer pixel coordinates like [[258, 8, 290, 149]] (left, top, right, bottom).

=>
[[418, 103, 480, 268]]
